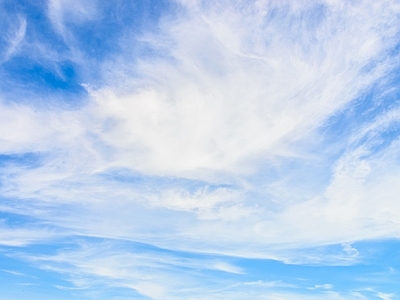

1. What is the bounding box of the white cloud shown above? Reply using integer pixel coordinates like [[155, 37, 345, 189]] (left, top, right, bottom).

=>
[[313, 284, 334, 290], [1, 269, 25, 276], [1, 0, 400, 286], [213, 262, 244, 274], [0, 222, 57, 247], [96, 0, 399, 178], [17, 240, 248, 299], [243, 280, 296, 288], [377, 292, 395, 300]]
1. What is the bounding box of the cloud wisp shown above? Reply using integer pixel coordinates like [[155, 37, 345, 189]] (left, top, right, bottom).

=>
[[1, 0, 400, 299]]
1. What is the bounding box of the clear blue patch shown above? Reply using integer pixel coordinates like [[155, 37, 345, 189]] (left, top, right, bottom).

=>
[[1, 57, 87, 106], [0, 211, 43, 227], [0, 152, 43, 169], [67, 0, 177, 59]]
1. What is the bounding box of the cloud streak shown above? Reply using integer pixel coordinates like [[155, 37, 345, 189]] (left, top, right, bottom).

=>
[[1, 0, 400, 299]]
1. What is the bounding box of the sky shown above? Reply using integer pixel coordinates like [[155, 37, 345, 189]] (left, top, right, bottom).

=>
[[1, 0, 400, 299]]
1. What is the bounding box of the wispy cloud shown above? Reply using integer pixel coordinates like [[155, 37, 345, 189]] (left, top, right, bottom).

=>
[[14, 239, 247, 299], [0, 221, 58, 247], [1, 0, 400, 299], [377, 292, 395, 300], [0, 0, 399, 254], [1, 16, 26, 63], [1, 269, 25, 276], [47, 0, 98, 39]]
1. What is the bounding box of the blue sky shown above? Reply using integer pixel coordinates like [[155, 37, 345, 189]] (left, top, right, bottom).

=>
[[1, 0, 400, 299]]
